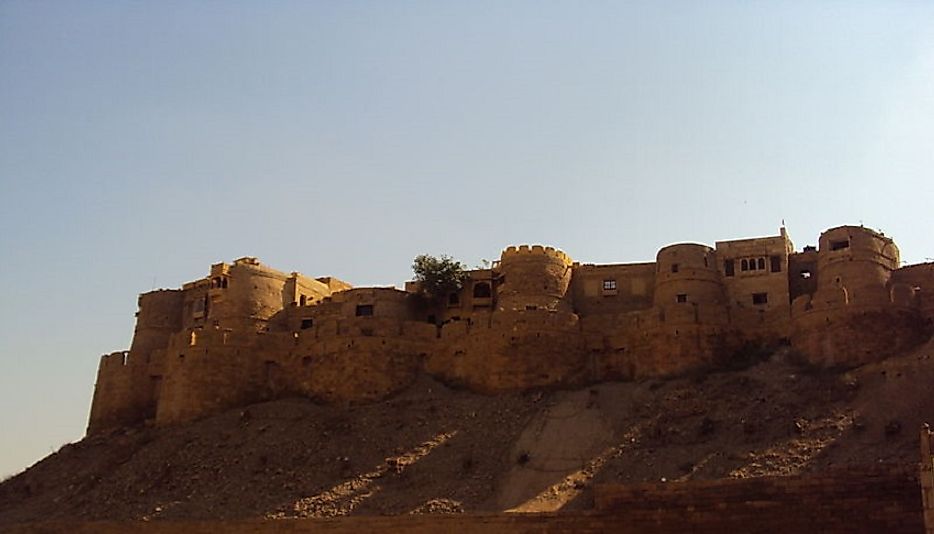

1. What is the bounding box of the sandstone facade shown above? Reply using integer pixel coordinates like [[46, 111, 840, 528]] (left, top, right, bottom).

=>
[[87, 226, 934, 434]]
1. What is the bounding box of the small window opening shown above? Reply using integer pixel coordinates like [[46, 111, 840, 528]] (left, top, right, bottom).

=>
[[676, 294, 687, 303], [221, 278, 228, 288], [473, 282, 492, 298], [178, 353, 185, 362], [448, 292, 460, 305], [355, 304, 374, 317], [752, 293, 768, 305], [830, 239, 850, 251], [704, 256, 709, 267], [757, 258, 766, 270], [299, 295, 307, 306], [671, 264, 679, 273], [603, 279, 617, 291], [770, 255, 781, 273], [525, 305, 538, 311], [724, 260, 735, 277], [800, 270, 812, 279], [300, 318, 313, 330]]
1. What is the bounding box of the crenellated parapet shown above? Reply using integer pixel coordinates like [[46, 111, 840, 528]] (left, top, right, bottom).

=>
[[497, 245, 573, 312], [500, 244, 573, 265]]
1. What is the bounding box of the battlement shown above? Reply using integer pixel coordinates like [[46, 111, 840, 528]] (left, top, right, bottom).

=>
[[100, 351, 129, 367], [500, 245, 572, 265], [86, 225, 934, 435]]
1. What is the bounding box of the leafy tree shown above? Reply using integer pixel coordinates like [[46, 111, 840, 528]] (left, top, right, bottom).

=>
[[412, 254, 469, 302]]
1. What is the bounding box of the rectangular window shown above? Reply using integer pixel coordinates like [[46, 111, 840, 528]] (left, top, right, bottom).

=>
[[752, 293, 768, 305], [830, 240, 850, 251], [676, 294, 687, 303], [770, 255, 781, 273], [603, 279, 617, 291], [355, 304, 374, 317], [300, 318, 314, 330], [724, 259, 735, 277], [671, 264, 679, 273]]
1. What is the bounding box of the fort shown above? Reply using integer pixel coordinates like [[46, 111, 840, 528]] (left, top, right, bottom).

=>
[[87, 225, 934, 434]]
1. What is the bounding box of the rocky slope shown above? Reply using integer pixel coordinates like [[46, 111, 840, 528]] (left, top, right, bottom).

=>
[[2, 339, 933, 526]]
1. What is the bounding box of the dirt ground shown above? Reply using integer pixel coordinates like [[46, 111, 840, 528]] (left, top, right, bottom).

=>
[[2, 338, 933, 526]]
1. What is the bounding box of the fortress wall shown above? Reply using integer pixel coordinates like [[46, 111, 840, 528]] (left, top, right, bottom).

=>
[[593, 467, 922, 534], [815, 226, 899, 307], [442, 270, 498, 320], [87, 230, 932, 433], [155, 343, 265, 426], [322, 287, 417, 321], [788, 249, 819, 301], [788, 227, 925, 367], [894, 262, 934, 323], [315, 276, 353, 293], [180, 281, 210, 330], [497, 245, 573, 312], [90, 288, 183, 434], [922, 427, 934, 534], [290, 336, 425, 404], [283, 272, 333, 308], [569, 263, 655, 315], [715, 233, 792, 338], [427, 310, 588, 392], [87, 347, 168, 433], [636, 324, 729, 377], [87, 352, 136, 433], [206, 260, 294, 331], [654, 244, 726, 308], [128, 290, 184, 357], [791, 305, 928, 367]]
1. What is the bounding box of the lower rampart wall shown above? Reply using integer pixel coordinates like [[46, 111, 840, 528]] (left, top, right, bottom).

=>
[[922, 427, 934, 534], [7, 468, 923, 533], [426, 310, 589, 392], [791, 305, 930, 367], [594, 467, 922, 533]]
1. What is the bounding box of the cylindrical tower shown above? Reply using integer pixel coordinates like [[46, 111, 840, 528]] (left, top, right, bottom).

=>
[[496, 245, 573, 311], [129, 290, 184, 357], [654, 243, 726, 312], [816, 226, 899, 306], [209, 259, 291, 331]]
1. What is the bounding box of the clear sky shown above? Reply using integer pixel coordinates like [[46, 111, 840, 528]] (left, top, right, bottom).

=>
[[1, 1, 932, 478]]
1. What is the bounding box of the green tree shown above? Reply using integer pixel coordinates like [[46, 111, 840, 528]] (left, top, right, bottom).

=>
[[412, 254, 469, 302]]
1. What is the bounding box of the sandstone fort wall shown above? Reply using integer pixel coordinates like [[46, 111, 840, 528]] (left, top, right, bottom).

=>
[[87, 225, 934, 434]]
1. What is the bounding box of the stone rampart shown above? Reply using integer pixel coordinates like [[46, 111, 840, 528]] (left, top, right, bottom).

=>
[[87, 226, 934, 434], [7, 469, 924, 533]]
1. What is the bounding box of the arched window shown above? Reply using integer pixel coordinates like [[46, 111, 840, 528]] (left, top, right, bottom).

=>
[[757, 257, 766, 270], [741, 259, 749, 271], [473, 282, 492, 298]]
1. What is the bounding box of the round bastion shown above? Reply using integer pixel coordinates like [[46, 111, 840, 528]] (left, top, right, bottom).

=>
[[497, 245, 573, 311]]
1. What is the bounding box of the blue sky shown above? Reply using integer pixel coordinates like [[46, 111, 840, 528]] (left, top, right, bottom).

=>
[[1, 1, 933, 477]]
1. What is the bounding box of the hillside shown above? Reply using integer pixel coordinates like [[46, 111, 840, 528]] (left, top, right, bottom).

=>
[[2, 338, 933, 526]]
